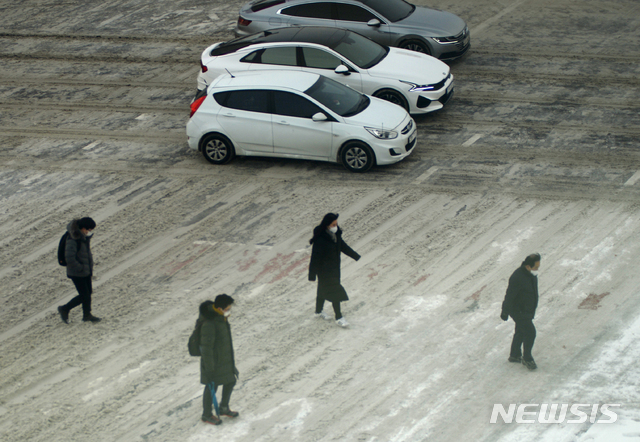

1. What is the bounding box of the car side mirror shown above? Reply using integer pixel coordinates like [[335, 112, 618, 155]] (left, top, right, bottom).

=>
[[312, 112, 328, 122], [334, 65, 350, 75], [367, 18, 381, 27]]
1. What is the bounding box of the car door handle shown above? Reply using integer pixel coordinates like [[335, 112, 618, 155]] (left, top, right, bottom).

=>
[[222, 113, 236, 118], [277, 121, 289, 125]]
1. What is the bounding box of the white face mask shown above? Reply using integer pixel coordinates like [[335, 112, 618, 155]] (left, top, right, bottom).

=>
[[329, 226, 338, 233], [86, 232, 94, 237], [224, 310, 231, 317]]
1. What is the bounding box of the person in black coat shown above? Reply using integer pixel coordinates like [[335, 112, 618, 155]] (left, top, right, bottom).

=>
[[199, 295, 239, 425], [309, 213, 360, 328], [501, 253, 541, 370], [57, 217, 101, 323]]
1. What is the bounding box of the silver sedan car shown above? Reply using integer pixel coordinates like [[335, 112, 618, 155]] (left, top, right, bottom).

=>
[[234, 0, 470, 60]]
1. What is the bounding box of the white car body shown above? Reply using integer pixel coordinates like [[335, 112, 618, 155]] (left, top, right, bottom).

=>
[[196, 28, 453, 115], [187, 70, 417, 172]]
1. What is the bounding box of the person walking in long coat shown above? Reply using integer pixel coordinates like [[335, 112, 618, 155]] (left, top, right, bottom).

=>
[[501, 253, 541, 370], [309, 213, 360, 328], [199, 295, 239, 425]]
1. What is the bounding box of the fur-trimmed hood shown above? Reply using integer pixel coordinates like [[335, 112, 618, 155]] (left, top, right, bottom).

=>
[[67, 219, 84, 240], [199, 301, 223, 321]]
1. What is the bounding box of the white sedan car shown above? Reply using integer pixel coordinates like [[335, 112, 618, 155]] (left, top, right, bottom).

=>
[[196, 27, 453, 115], [187, 70, 417, 172]]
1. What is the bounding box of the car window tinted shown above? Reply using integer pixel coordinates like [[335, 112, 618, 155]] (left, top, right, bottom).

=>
[[261, 47, 298, 66], [329, 31, 388, 69], [223, 90, 270, 113], [305, 76, 368, 117], [281, 3, 333, 19], [302, 47, 341, 69], [273, 91, 323, 118], [360, 0, 414, 22], [335, 4, 376, 22]]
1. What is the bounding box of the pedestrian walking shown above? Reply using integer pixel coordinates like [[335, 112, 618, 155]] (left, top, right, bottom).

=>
[[199, 295, 239, 425], [500, 253, 541, 370], [309, 213, 361, 328], [57, 217, 101, 323]]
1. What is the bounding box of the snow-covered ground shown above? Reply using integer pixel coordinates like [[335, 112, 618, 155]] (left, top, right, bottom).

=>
[[1, 0, 639, 441]]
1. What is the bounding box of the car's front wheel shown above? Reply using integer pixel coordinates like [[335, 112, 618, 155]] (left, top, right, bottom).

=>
[[399, 39, 430, 55], [373, 89, 409, 112], [341, 141, 375, 173], [201, 133, 235, 165]]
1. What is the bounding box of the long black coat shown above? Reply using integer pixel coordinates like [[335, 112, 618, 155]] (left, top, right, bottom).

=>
[[501, 265, 539, 320], [199, 303, 238, 386], [309, 227, 360, 302], [65, 219, 93, 278]]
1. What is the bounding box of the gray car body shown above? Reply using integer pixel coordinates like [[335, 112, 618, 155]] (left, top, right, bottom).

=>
[[234, 0, 470, 60]]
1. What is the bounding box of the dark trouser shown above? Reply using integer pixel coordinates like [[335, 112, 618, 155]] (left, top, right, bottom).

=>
[[315, 296, 342, 320], [203, 381, 235, 417], [64, 276, 92, 317], [510, 316, 536, 361]]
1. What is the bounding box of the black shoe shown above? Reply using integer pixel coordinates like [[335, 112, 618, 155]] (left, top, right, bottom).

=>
[[82, 314, 102, 323], [201, 415, 222, 425], [522, 359, 537, 370], [508, 356, 522, 363], [58, 306, 69, 324], [220, 407, 239, 418]]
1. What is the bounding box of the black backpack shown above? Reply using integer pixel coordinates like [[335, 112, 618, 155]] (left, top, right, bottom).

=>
[[57, 232, 79, 266], [188, 319, 204, 356]]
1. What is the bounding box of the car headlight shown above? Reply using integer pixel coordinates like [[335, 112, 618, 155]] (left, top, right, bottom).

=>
[[366, 127, 398, 139], [401, 75, 450, 92]]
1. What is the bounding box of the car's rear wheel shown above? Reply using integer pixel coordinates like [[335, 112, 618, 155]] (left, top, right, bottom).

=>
[[201, 133, 235, 165], [373, 89, 409, 112], [400, 39, 430, 55], [341, 141, 374, 173]]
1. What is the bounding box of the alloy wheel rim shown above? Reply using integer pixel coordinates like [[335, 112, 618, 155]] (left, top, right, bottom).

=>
[[346, 147, 367, 169], [205, 139, 227, 161]]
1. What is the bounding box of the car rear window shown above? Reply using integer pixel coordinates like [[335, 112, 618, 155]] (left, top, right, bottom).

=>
[[281, 3, 333, 19], [360, 0, 414, 22], [250, 0, 286, 12]]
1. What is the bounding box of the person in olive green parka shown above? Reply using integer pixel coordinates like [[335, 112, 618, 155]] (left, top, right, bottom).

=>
[[199, 295, 239, 425]]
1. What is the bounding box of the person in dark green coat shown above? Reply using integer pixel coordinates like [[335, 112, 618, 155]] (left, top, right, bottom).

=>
[[199, 295, 239, 425]]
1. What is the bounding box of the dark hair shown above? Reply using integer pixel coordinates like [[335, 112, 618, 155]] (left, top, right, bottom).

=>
[[309, 213, 339, 244], [214, 294, 234, 310], [78, 217, 96, 230], [522, 253, 541, 267]]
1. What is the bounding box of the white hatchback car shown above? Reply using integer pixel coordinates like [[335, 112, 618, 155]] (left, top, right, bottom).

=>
[[187, 70, 417, 172], [196, 27, 453, 115]]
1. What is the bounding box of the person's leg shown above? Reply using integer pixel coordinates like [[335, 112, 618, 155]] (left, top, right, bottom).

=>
[[219, 382, 239, 417], [202, 384, 212, 417], [331, 301, 342, 320], [81, 277, 92, 318], [315, 293, 325, 314], [521, 319, 537, 361], [510, 318, 524, 359], [64, 277, 87, 311]]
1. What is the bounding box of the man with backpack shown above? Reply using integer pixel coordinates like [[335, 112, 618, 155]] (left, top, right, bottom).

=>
[[193, 295, 239, 425], [57, 217, 101, 324]]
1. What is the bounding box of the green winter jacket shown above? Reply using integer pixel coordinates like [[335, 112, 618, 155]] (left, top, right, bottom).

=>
[[199, 304, 238, 385]]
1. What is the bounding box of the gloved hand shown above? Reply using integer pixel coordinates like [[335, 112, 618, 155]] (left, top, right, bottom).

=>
[[500, 312, 509, 321]]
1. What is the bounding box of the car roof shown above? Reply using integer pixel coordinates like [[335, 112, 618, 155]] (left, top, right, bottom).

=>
[[211, 27, 351, 56], [210, 70, 321, 92]]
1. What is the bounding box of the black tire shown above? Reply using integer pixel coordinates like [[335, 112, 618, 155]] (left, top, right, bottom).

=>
[[341, 141, 375, 173], [200, 133, 235, 165], [373, 88, 409, 112], [399, 39, 430, 55]]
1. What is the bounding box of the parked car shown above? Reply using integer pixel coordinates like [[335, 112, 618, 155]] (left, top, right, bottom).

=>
[[187, 70, 417, 172], [197, 27, 453, 115], [234, 0, 469, 60]]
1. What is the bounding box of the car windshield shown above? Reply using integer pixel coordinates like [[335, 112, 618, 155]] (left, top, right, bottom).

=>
[[329, 31, 388, 69], [305, 76, 369, 117], [360, 0, 415, 22]]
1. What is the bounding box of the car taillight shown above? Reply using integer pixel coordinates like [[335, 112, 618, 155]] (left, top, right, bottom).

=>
[[190, 96, 206, 118], [237, 17, 252, 27], [200, 60, 208, 73]]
